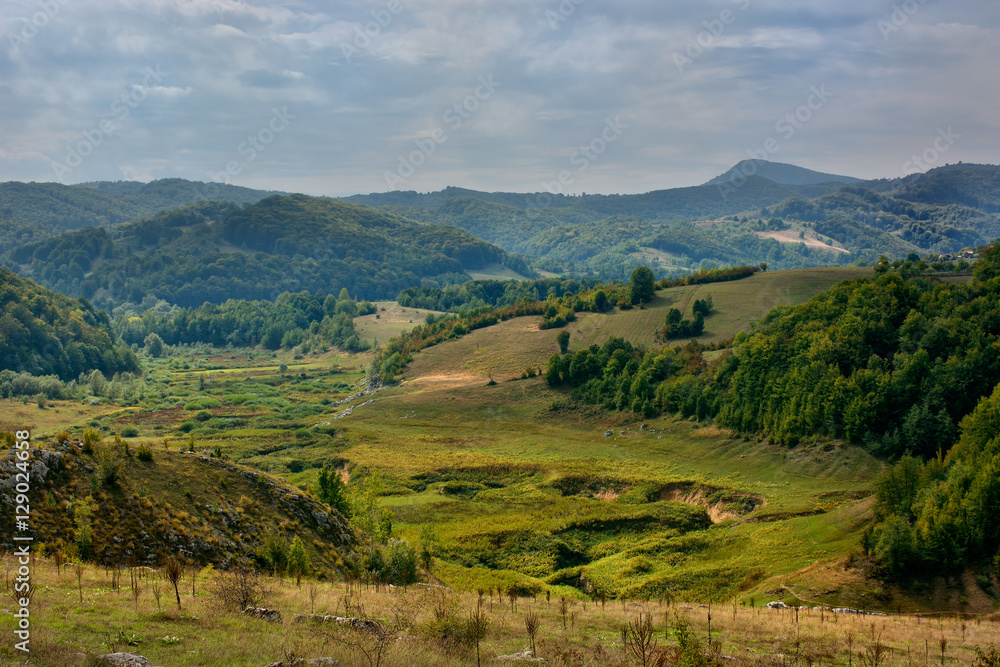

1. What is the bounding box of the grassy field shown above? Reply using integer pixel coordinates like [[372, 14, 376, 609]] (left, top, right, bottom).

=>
[[467, 263, 534, 281], [353, 301, 444, 346], [3, 556, 998, 666], [407, 267, 872, 382], [3, 266, 989, 648]]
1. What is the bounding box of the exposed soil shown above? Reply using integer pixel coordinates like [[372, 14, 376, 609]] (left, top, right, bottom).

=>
[[659, 481, 766, 523], [755, 230, 850, 253]]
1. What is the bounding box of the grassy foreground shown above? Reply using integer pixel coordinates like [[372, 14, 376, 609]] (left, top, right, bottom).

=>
[[2, 556, 999, 666]]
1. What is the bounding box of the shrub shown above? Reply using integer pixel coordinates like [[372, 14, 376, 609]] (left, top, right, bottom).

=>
[[178, 421, 198, 433], [120, 426, 139, 438], [184, 398, 221, 411], [195, 410, 212, 422], [95, 441, 126, 487], [136, 444, 154, 462]]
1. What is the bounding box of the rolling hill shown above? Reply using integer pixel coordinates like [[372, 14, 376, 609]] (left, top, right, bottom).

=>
[[0, 178, 281, 252], [3, 195, 527, 309], [343, 163, 1000, 280]]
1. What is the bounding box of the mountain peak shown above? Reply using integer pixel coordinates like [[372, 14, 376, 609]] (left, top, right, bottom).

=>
[[705, 160, 861, 187]]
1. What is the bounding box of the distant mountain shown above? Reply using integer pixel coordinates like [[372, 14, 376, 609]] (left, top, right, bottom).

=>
[[0, 179, 280, 251], [705, 160, 862, 186], [880, 163, 1000, 213], [4, 195, 526, 308]]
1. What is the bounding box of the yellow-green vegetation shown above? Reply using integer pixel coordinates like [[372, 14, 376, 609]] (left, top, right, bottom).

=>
[[4, 267, 990, 621], [0, 435, 352, 574], [353, 301, 446, 346], [406, 267, 871, 380], [467, 262, 535, 281], [2, 556, 999, 666]]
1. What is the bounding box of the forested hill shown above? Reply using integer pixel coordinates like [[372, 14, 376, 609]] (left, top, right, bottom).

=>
[[4, 195, 525, 309], [0, 267, 138, 380], [343, 176, 847, 223], [0, 178, 280, 245], [342, 163, 1000, 279]]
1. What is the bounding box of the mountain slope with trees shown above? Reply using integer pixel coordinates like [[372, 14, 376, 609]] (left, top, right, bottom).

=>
[[4, 195, 526, 309], [0, 267, 138, 380]]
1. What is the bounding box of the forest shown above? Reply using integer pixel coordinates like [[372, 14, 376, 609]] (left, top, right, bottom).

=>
[[0, 267, 138, 380], [3, 196, 525, 309], [115, 288, 376, 352]]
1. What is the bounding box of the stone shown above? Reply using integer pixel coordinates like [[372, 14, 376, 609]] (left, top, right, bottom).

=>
[[242, 606, 283, 622], [93, 654, 152, 667]]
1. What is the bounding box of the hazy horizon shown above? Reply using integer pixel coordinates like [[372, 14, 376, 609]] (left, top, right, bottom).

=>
[[2, 0, 997, 197]]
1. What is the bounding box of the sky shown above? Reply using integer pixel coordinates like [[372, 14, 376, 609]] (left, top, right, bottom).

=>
[[0, 0, 998, 197]]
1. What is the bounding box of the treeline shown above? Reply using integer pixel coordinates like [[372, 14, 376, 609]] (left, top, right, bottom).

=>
[[397, 277, 600, 313], [657, 265, 762, 289], [373, 268, 666, 382], [115, 289, 375, 352], [0, 268, 138, 381], [373, 300, 549, 383]]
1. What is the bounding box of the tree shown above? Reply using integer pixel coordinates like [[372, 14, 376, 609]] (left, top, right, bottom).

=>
[[419, 524, 437, 573], [317, 466, 350, 516], [74, 496, 97, 559], [556, 330, 570, 354], [288, 535, 311, 586], [629, 266, 656, 305], [163, 556, 183, 610], [350, 471, 393, 559], [144, 332, 164, 358], [545, 353, 562, 386], [592, 289, 609, 312]]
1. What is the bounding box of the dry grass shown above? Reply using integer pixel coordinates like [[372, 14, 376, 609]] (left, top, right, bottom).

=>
[[3, 556, 999, 666]]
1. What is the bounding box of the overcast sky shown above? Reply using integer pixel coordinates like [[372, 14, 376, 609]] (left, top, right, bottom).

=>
[[0, 0, 997, 196]]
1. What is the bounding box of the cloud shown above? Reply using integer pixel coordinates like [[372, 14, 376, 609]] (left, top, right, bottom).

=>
[[0, 0, 996, 195]]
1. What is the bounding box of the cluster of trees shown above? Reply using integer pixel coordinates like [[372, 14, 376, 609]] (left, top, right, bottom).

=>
[[713, 253, 1000, 455], [397, 277, 600, 313], [540, 248, 1000, 457], [115, 289, 375, 352], [656, 264, 762, 289], [545, 337, 705, 417], [0, 268, 138, 380], [657, 297, 713, 340]]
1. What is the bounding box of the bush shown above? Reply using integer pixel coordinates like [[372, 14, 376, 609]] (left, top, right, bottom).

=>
[[178, 420, 198, 433], [136, 444, 153, 462], [210, 567, 271, 612], [120, 426, 139, 438], [184, 398, 221, 411], [384, 538, 418, 585], [94, 441, 126, 487]]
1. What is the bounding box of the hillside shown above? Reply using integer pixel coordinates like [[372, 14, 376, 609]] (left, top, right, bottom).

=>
[[0, 178, 280, 246], [4, 195, 526, 309], [0, 437, 354, 571], [343, 163, 1000, 280], [0, 267, 137, 380], [4, 265, 998, 617], [883, 162, 1000, 212]]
